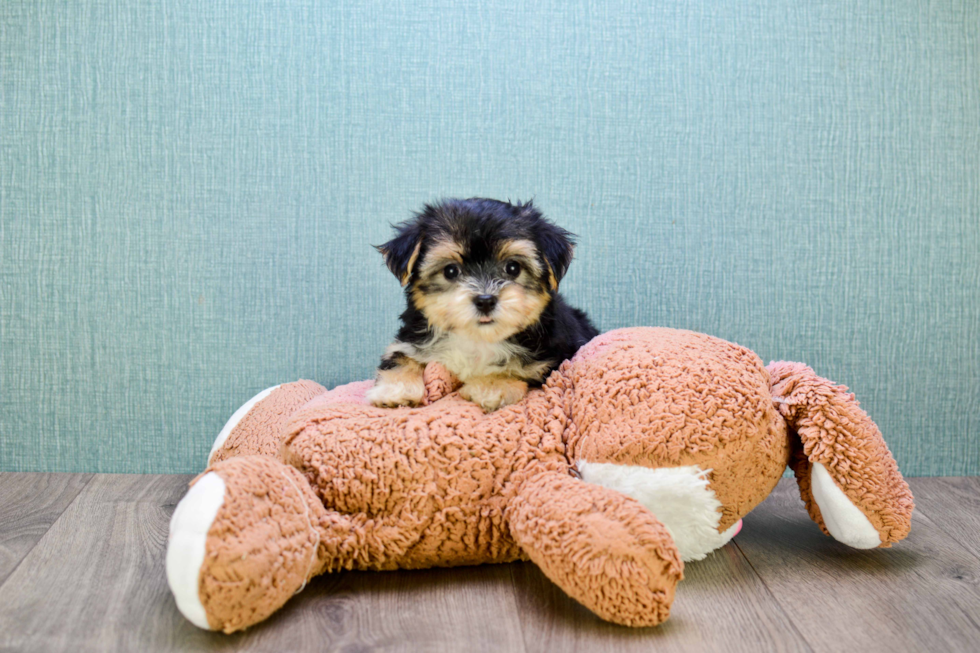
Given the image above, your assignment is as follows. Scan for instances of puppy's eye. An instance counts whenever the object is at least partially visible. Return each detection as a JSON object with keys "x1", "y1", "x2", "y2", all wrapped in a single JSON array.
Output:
[
  {"x1": 443, "y1": 264, "x2": 460, "y2": 280},
  {"x1": 504, "y1": 260, "x2": 521, "y2": 278}
]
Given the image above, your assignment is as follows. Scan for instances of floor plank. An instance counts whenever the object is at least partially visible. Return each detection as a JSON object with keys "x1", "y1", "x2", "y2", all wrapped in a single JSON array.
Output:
[
  {"x1": 0, "y1": 472, "x2": 92, "y2": 585},
  {"x1": 908, "y1": 477, "x2": 980, "y2": 559},
  {"x1": 202, "y1": 564, "x2": 528, "y2": 653},
  {"x1": 735, "y1": 479, "x2": 980, "y2": 653},
  {"x1": 0, "y1": 473, "x2": 527, "y2": 653},
  {"x1": 277, "y1": 565, "x2": 527, "y2": 653},
  {"x1": 512, "y1": 543, "x2": 812, "y2": 653},
  {"x1": 0, "y1": 474, "x2": 196, "y2": 652},
  {"x1": 1, "y1": 473, "x2": 977, "y2": 652}
]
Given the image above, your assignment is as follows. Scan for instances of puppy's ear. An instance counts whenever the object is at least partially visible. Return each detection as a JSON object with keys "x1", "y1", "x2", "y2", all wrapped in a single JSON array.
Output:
[
  {"x1": 376, "y1": 219, "x2": 423, "y2": 286},
  {"x1": 536, "y1": 221, "x2": 576, "y2": 291}
]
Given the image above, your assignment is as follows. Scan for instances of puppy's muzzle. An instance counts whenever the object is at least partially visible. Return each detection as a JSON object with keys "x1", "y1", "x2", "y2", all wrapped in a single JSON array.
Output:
[{"x1": 473, "y1": 294, "x2": 498, "y2": 315}]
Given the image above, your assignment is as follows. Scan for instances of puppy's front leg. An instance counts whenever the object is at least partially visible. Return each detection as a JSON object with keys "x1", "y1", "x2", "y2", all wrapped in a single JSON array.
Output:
[
  {"x1": 366, "y1": 348, "x2": 425, "y2": 408},
  {"x1": 459, "y1": 374, "x2": 528, "y2": 412}
]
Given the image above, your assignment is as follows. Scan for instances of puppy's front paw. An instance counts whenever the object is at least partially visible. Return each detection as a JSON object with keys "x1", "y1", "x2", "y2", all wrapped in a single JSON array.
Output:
[
  {"x1": 366, "y1": 364, "x2": 426, "y2": 408},
  {"x1": 366, "y1": 379, "x2": 424, "y2": 407},
  {"x1": 459, "y1": 376, "x2": 528, "y2": 412}
]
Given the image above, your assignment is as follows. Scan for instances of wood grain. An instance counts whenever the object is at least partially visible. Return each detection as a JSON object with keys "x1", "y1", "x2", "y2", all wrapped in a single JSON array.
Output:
[
  {"x1": 1, "y1": 473, "x2": 978, "y2": 652},
  {"x1": 0, "y1": 474, "x2": 194, "y2": 652},
  {"x1": 0, "y1": 472, "x2": 92, "y2": 584},
  {"x1": 0, "y1": 473, "x2": 527, "y2": 653},
  {"x1": 511, "y1": 544, "x2": 812, "y2": 653},
  {"x1": 734, "y1": 479, "x2": 980, "y2": 653},
  {"x1": 201, "y1": 564, "x2": 528, "y2": 653},
  {"x1": 908, "y1": 477, "x2": 980, "y2": 559}
]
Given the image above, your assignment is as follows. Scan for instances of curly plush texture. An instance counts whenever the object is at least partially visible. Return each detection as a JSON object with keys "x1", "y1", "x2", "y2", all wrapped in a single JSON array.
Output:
[
  {"x1": 209, "y1": 380, "x2": 325, "y2": 464},
  {"x1": 169, "y1": 327, "x2": 914, "y2": 633},
  {"x1": 197, "y1": 456, "x2": 324, "y2": 633},
  {"x1": 508, "y1": 471, "x2": 684, "y2": 626},
  {"x1": 566, "y1": 328, "x2": 790, "y2": 531},
  {"x1": 768, "y1": 361, "x2": 914, "y2": 545},
  {"x1": 279, "y1": 376, "x2": 569, "y2": 570}
]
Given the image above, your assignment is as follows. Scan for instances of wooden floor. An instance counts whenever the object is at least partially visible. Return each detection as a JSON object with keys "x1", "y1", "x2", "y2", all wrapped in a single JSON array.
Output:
[{"x1": 0, "y1": 475, "x2": 977, "y2": 652}]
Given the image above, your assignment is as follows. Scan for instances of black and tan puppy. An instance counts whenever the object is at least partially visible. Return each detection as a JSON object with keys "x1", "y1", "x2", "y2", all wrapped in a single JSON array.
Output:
[{"x1": 366, "y1": 198, "x2": 598, "y2": 412}]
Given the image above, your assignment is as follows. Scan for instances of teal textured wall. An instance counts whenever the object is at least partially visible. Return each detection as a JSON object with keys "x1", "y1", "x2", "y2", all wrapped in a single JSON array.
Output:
[{"x1": 1, "y1": 1, "x2": 977, "y2": 475}]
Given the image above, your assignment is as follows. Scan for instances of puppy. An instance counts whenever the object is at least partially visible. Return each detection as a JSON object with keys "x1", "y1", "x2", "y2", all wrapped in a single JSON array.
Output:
[{"x1": 366, "y1": 198, "x2": 598, "y2": 412}]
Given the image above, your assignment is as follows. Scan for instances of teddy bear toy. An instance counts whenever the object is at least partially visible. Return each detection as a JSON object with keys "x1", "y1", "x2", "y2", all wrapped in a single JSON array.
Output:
[{"x1": 166, "y1": 327, "x2": 913, "y2": 633}]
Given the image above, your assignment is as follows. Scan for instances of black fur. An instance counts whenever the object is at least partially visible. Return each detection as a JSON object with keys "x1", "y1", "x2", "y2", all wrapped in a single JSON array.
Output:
[
  {"x1": 506, "y1": 294, "x2": 598, "y2": 387},
  {"x1": 376, "y1": 217, "x2": 423, "y2": 282},
  {"x1": 377, "y1": 198, "x2": 598, "y2": 385}
]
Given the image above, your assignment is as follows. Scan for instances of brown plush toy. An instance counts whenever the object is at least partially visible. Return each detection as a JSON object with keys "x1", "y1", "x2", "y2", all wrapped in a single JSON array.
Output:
[{"x1": 166, "y1": 327, "x2": 914, "y2": 633}]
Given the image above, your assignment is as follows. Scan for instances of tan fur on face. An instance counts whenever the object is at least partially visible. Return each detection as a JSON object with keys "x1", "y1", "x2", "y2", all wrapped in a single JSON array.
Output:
[
  {"x1": 366, "y1": 358, "x2": 425, "y2": 407},
  {"x1": 544, "y1": 262, "x2": 558, "y2": 291},
  {"x1": 415, "y1": 239, "x2": 464, "y2": 280},
  {"x1": 458, "y1": 375, "x2": 529, "y2": 411},
  {"x1": 403, "y1": 235, "x2": 555, "y2": 396},
  {"x1": 496, "y1": 239, "x2": 543, "y2": 277},
  {"x1": 544, "y1": 243, "x2": 576, "y2": 291},
  {"x1": 412, "y1": 281, "x2": 550, "y2": 343},
  {"x1": 399, "y1": 240, "x2": 423, "y2": 286}
]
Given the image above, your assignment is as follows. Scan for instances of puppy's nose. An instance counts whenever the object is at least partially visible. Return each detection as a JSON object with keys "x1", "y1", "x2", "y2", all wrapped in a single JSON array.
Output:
[{"x1": 473, "y1": 294, "x2": 498, "y2": 315}]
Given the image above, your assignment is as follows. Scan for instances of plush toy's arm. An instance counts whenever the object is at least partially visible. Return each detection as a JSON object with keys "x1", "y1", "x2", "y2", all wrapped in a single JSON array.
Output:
[
  {"x1": 507, "y1": 470, "x2": 683, "y2": 627},
  {"x1": 768, "y1": 362, "x2": 914, "y2": 548}
]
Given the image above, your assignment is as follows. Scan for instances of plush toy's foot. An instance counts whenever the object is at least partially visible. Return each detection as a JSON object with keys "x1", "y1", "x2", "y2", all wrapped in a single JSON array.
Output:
[
  {"x1": 768, "y1": 362, "x2": 914, "y2": 548},
  {"x1": 167, "y1": 456, "x2": 327, "y2": 633},
  {"x1": 807, "y1": 461, "x2": 882, "y2": 548},
  {"x1": 209, "y1": 380, "x2": 327, "y2": 465},
  {"x1": 167, "y1": 471, "x2": 227, "y2": 629},
  {"x1": 508, "y1": 471, "x2": 684, "y2": 627}
]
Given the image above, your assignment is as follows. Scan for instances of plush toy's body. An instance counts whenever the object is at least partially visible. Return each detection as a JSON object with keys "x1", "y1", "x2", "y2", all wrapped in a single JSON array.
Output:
[{"x1": 167, "y1": 328, "x2": 913, "y2": 633}]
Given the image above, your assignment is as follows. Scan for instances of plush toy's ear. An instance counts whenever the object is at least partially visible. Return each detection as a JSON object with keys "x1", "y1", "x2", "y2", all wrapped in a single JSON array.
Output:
[
  {"x1": 376, "y1": 219, "x2": 423, "y2": 286},
  {"x1": 525, "y1": 202, "x2": 575, "y2": 291}
]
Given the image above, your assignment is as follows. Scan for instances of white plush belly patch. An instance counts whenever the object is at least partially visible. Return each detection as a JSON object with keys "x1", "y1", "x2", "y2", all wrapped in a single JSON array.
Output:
[{"x1": 577, "y1": 461, "x2": 739, "y2": 561}]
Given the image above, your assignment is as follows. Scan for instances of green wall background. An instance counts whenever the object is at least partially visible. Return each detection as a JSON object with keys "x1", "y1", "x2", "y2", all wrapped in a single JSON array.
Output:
[{"x1": 1, "y1": 1, "x2": 978, "y2": 474}]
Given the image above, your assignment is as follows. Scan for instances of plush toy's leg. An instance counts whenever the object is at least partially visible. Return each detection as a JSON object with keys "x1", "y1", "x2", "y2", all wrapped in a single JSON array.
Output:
[
  {"x1": 768, "y1": 362, "x2": 914, "y2": 548},
  {"x1": 167, "y1": 455, "x2": 383, "y2": 633},
  {"x1": 209, "y1": 380, "x2": 327, "y2": 465},
  {"x1": 507, "y1": 471, "x2": 684, "y2": 627}
]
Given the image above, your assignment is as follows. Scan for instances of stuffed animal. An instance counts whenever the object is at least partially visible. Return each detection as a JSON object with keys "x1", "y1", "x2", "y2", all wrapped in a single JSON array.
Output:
[{"x1": 166, "y1": 327, "x2": 913, "y2": 633}]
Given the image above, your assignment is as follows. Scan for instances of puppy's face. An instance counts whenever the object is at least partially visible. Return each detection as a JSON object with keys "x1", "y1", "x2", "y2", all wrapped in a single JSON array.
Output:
[
  {"x1": 377, "y1": 199, "x2": 575, "y2": 342},
  {"x1": 411, "y1": 232, "x2": 549, "y2": 343}
]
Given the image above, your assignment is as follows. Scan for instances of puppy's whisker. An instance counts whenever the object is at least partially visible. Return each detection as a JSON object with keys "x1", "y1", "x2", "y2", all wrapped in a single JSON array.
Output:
[{"x1": 484, "y1": 279, "x2": 507, "y2": 294}]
